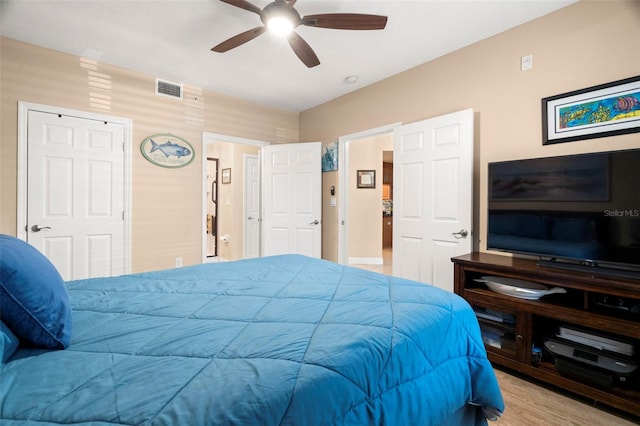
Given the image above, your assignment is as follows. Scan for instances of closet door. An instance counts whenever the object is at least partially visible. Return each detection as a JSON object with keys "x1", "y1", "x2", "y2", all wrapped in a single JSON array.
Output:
[{"x1": 27, "y1": 110, "x2": 126, "y2": 281}]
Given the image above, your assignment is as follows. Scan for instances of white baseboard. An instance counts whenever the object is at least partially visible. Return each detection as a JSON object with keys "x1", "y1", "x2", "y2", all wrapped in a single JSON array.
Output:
[
  {"x1": 348, "y1": 257, "x2": 383, "y2": 265},
  {"x1": 204, "y1": 256, "x2": 232, "y2": 263}
]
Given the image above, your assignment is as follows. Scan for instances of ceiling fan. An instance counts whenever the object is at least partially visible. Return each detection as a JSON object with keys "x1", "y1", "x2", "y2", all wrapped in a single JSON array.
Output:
[{"x1": 212, "y1": 0, "x2": 388, "y2": 68}]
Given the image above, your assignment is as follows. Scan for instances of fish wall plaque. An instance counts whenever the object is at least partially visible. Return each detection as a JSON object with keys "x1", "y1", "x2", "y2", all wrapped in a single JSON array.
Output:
[{"x1": 140, "y1": 134, "x2": 195, "y2": 168}]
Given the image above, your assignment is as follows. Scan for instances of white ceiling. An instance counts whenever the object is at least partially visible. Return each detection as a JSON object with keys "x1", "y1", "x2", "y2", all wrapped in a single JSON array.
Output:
[{"x1": 0, "y1": 0, "x2": 577, "y2": 112}]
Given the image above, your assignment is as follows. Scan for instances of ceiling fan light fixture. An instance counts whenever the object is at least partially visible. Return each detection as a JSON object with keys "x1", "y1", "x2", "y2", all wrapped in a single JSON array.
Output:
[
  {"x1": 261, "y1": 2, "x2": 300, "y2": 37},
  {"x1": 214, "y1": 0, "x2": 388, "y2": 68},
  {"x1": 267, "y1": 16, "x2": 294, "y2": 36}
]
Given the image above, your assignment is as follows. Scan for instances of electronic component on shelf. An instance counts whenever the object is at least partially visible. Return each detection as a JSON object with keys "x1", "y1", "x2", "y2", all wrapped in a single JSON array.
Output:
[
  {"x1": 554, "y1": 357, "x2": 616, "y2": 389},
  {"x1": 544, "y1": 338, "x2": 637, "y2": 375},
  {"x1": 557, "y1": 325, "x2": 635, "y2": 357},
  {"x1": 592, "y1": 294, "x2": 640, "y2": 317}
]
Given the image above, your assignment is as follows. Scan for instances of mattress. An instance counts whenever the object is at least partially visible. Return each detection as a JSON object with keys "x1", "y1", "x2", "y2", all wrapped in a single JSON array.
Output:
[{"x1": 0, "y1": 254, "x2": 504, "y2": 425}]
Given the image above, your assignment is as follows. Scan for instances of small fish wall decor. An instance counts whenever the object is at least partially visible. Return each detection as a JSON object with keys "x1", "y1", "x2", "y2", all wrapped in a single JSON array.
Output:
[{"x1": 140, "y1": 134, "x2": 195, "y2": 168}]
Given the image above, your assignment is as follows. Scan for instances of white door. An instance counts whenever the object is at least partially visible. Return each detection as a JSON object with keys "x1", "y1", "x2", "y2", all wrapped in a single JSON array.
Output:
[
  {"x1": 393, "y1": 109, "x2": 473, "y2": 292},
  {"x1": 244, "y1": 154, "x2": 260, "y2": 258},
  {"x1": 262, "y1": 142, "x2": 322, "y2": 258},
  {"x1": 26, "y1": 110, "x2": 126, "y2": 281}
]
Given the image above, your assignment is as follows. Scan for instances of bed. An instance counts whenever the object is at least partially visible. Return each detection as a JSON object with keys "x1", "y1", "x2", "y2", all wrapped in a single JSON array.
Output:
[{"x1": 0, "y1": 235, "x2": 504, "y2": 425}]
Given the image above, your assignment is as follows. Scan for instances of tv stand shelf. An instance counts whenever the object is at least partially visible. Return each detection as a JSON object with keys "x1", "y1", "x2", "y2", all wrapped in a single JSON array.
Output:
[{"x1": 452, "y1": 252, "x2": 640, "y2": 418}]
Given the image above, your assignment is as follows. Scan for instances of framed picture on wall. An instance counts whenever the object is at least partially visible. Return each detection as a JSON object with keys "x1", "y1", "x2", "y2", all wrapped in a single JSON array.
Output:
[
  {"x1": 357, "y1": 170, "x2": 375, "y2": 188},
  {"x1": 322, "y1": 142, "x2": 338, "y2": 172},
  {"x1": 221, "y1": 168, "x2": 231, "y2": 184},
  {"x1": 140, "y1": 134, "x2": 195, "y2": 168},
  {"x1": 542, "y1": 75, "x2": 640, "y2": 145}
]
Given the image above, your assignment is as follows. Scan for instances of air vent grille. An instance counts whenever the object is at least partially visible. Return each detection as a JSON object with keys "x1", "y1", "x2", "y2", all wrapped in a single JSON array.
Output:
[{"x1": 156, "y1": 78, "x2": 183, "y2": 100}]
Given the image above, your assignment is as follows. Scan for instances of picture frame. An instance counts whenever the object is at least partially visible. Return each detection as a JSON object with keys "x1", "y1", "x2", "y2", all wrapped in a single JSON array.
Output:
[
  {"x1": 357, "y1": 170, "x2": 376, "y2": 188},
  {"x1": 321, "y1": 142, "x2": 338, "y2": 172},
  {"x1": 140, "y1": 133, "x2": 195, "y2": 168},
  {"x1": 542, "y1": 75, "x2": 640, "y2": 145},
  {"x1": 221, "y1": 168, "x2": 231, "y2": 184}
]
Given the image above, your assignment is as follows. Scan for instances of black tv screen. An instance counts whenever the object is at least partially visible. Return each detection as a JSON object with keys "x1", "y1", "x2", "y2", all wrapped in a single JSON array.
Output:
[{"x1": 487, "y1": 148, "x2": 640, "y2": 276}]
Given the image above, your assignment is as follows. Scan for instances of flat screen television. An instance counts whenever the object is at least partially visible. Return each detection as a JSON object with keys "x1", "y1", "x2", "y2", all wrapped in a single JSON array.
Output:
[{"x1": 487, "y1": 148, "x2": 640, "y2": 279}]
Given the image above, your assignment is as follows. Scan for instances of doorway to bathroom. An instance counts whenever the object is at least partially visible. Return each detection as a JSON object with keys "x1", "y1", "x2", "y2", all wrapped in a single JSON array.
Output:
[{"x1": 205, "y1": 157, "x2": 219, "y2": 258}]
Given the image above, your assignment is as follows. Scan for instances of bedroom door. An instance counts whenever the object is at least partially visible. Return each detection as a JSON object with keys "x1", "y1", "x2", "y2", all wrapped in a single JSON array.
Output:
[
  {"x1": 392, "y1": 109, "x2": 473, "y2": 292},
  {"x1": 24, "y1": 108, "x2": 128, "y2": 281},
  {"x1": 261, "y1": 142, "x2": 322, "y2": 258}
]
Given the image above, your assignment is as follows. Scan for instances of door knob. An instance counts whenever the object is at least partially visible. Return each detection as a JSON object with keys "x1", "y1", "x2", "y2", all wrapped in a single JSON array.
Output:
[
  {"x1": 31, "y1": 224, "x2": 52, "y2": 232},
  {"x1": 452, "y1": 229, "x2": 468, "y2": 239},
  {"x1": 309, "y1": 220, "x2": 320, "y2": 226}
]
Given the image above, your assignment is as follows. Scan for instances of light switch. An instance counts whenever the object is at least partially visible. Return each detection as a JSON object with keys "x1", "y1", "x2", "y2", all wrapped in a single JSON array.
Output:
[
  {"x1": 330, "y1": 197, "x2": 337, "y2": 207},
  {"x1": 521, "y1": 54, "x2": 533, "y2": 71}
]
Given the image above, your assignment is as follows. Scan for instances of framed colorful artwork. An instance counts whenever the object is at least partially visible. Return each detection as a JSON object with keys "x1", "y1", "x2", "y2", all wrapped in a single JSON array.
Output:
[
  {"x1": 322, "y1": 142, "x2": 338, "y2": 172},
  {"x1": 542, "y1": 75, "x2": 640, "y2": 145}
]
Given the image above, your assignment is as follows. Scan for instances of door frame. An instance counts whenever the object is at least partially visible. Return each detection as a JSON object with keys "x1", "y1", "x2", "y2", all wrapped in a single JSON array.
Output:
[
  {"x1": 201, "y1": 132, "x2": 268, "y2": 263},
  {"x1": 17, "y1": 101, "x2": 133, "y2": 274},
  {"x1": 337, "y1": 122, "x2": 400, "y2": 265}
]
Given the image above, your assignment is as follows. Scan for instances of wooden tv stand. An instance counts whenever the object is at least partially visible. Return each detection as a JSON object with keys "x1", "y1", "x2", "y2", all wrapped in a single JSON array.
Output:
[{"x1": 452, "y1": 252, "x2": 640, "y2": 418}]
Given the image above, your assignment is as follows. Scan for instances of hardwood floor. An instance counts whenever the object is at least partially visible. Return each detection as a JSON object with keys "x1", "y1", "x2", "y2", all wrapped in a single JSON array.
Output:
[
  {"x1": 352, "y1": 250, "x2": 638, "y2": 425},
  {"x1": 493, "y1": 368, "x2": 637, "y2": 425}
]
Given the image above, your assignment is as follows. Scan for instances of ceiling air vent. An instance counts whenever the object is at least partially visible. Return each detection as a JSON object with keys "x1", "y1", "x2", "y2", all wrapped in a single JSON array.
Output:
[{"x1": 156, "y1": 78, "x2": 183, "y2": 100}]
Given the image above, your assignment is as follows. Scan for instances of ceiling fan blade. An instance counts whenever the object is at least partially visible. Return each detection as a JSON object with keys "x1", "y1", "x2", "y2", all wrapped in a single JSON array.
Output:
[
  {"x1": 287, "y1": 32, "x2": 320, "y2": 68},
  {"x1": 211, "y1": 26, "x2": 266, "y2": 52},
  {"x1": 219, "y1": 0, "x2": 262, "y2": 15},
  {"x1": 302, "y1": 13, "x2": 388, "y2": 30}
]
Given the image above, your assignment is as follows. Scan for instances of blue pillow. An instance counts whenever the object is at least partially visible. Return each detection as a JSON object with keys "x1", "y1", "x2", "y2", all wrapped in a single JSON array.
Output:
[
  {"x1": 1, "y1": 320, "x2": 20, "y2": 363},
  {"x1": 0, "y1": 235, "x2": 72, "y2": 349}
]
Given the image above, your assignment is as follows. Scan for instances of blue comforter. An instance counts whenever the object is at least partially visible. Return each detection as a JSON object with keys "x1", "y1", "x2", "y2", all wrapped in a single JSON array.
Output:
[{"x1": 0, "y1": 255, "x2": 503, "y2": 425}]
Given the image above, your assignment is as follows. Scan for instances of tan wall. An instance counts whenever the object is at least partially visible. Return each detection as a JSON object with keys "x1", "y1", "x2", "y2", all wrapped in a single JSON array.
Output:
[
  {"x1": 0, "y1": 37, "x2": 298, "y2": 272},
  {"x1": 348, "y1": 133, "x2": 393, "y2": 261},
  {"x1": 321, "y1": 171, "x2": 338, "y2": 260},
  {"x1": 301, "y1": 0, "x2": 640, "y2": 262}
]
